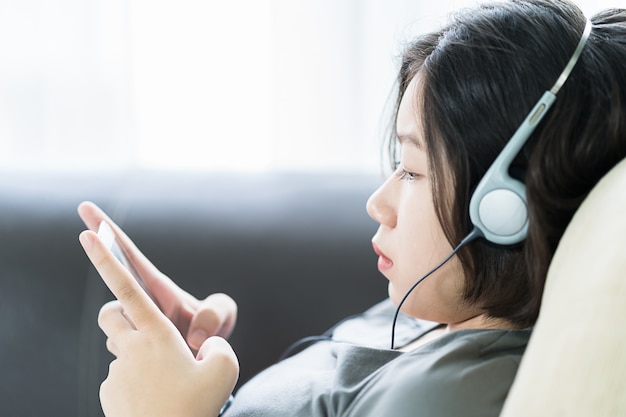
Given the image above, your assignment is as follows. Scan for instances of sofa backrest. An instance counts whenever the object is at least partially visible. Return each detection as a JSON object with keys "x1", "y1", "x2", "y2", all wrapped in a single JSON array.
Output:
[
  {"x1": 0, "y1": 169, "x2": 386, "y2": 417},
  {"x1": 500, "y1": 158, "x2": 626, "y2": 417}
]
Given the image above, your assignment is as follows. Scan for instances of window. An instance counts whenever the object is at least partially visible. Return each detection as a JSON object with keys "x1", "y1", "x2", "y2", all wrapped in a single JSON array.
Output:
[{"x1": 0, "y1": 0, "x2": 614, "y2": 173}]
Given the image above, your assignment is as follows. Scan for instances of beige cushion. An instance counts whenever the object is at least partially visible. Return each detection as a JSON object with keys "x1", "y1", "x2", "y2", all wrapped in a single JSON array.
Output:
[{"x1": 500, "y1": 157, "x2": 626, "y2": 417}]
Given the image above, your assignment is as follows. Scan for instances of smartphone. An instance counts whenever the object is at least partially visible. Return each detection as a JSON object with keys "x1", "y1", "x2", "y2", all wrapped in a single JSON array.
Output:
[{"x1": 97, "y1": 220, "x2": 154, "y2": 301}]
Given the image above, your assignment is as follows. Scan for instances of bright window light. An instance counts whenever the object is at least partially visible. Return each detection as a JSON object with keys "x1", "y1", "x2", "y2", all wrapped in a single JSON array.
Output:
[{"x1": 0, "y1": 0, "x2": 617, "y2": 172}]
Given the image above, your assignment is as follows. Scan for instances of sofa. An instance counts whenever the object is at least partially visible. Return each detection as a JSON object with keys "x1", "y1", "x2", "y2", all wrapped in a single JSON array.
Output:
[
  {"x1": 3, "y1": 158, "x2": 625, "y2": 417},
  {"x1": 499, "y1": 157, "x2": 626, "y2": 417},
  {"x1": 0, "y1": 169, "x2": 387, "y2": 417}
]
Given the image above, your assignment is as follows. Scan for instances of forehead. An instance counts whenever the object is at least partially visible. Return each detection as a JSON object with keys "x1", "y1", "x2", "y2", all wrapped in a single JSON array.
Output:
[{"x1": 396, "y1": 74, "x2": 424, "y2": 148}]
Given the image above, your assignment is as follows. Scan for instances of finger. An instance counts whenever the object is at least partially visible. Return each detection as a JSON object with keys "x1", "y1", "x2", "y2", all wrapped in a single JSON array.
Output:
[
  {"x1": 81, "y1": 230, "x2": 161, "y2": 330},
  {"x1": 77, "y1": 201, "x2": 111, "y2": 232},
  {"x1": 78, "y1": 201, "x2": 178, "y2": 297},
  {"x1": 98, "y1": 301, "x2": 132, "y2": 357},
  {"x1": 98, "y1": 300, "x2": 136, "y2": 336},
  {"x1": 195, "y1": 337, "x2": 239, "y2": 416},
  {"x1": 187, "y1": 293, "x2": 237, "y2": 350},
  {"x1": 196, "y1": 336, "x2": 239, "y2": 376},
  {"x1": 78, "y1": 202, "x2": 148, "y2": 272},
  {"x1": 196, "y1": 337, "x2": 239, "y2": 405},
  {"x1": 105, "y1": 338, "x2": 120, "y2": 357}
]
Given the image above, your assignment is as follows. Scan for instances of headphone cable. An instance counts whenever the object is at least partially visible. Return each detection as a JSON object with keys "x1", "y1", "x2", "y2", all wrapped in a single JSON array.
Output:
[{"x1": 390, "y1": 228, "x2": 482, "y2": 349}]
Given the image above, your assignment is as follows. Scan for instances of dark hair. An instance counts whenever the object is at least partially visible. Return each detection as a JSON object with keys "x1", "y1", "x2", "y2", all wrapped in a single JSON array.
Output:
[{"x1": 389, "y1": 0, "x2": 626, "y2": 327}]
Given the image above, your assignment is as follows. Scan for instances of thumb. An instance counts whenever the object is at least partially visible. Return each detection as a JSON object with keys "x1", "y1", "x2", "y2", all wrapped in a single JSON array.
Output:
[
  {"x1": 195, "y1": 337, "x2": 239, "y2": 416},
  {"x1": 196, "y1": 336, "x2": 239, "y2": 385},
  {"x1": 196, "y1": 336, "x2": 238, "y2": 364}
]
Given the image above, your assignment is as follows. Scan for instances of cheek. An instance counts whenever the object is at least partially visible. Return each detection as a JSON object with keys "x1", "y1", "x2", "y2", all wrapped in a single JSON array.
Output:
[
  {"x1": 394, "y1": 199, "x2": 451, "y2": 279},
  {"x1": 390, "y1": 257, "x2": 467, "y2": 323},
  {"x1": 388, "y1": 205, "x2": 466, "y2": 321},
  {"x1": 386, "y1": 229, "x2": 443, "y2": 305}
]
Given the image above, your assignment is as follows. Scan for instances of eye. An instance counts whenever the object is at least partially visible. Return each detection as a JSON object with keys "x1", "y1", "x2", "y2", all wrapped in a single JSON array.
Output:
[{"x1": 395, "y1": 167, "x2": 419, "y2": 182}]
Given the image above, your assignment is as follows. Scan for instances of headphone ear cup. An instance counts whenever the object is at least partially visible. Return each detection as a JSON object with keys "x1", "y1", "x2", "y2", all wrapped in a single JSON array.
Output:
[
  {"x1": 468, "y1": 91, "x2": 556, "y2": 247},
  {"x1": 478, "y1": 189, "x2": 528, "y2": 239},
  {"x1": 470, "y1": 174, "x2": 529, "y2": 246}
]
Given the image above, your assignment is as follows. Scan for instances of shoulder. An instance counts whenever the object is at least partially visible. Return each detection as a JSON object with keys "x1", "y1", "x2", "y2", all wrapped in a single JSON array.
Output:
[
  {"x1": 332, "y1": 299, "x2": 439, "y2": 348},
  {"x1": 349, "y1": 328, "x2": 531, "y2": 417}
]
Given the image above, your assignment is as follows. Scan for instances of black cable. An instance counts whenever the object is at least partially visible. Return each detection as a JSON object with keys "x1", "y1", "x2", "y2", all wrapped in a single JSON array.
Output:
[
  {"x1": 278, "y1": 313, "x2": 364, "y2": 361},
  {"x1": 390, "y1": 228, "x2": 482, "y2": 349},
  {"x1": 277, "y1": 229, "x2": 483, "y2": 358}
]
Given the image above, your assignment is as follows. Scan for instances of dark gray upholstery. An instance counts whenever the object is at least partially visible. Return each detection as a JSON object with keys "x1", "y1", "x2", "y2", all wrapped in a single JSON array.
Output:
[{"x1": 0, "y1": 169, "x2": 386, "y2": 417}]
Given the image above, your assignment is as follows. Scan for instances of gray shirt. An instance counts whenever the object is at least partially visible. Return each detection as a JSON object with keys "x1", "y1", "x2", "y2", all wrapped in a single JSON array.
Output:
[{"x1": 224, "y1": 300, "x2": 531, "y2": 417}]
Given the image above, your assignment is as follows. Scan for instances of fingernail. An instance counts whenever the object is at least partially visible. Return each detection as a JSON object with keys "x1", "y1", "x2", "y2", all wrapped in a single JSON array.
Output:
[{"x1": 189, "y1": 330, "x2": 209, "y2": 349}]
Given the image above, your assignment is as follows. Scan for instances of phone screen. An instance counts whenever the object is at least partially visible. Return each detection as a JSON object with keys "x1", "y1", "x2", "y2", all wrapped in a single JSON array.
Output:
[{"x1": 97, "y1": 221, "x2": 154, "y2": 300}]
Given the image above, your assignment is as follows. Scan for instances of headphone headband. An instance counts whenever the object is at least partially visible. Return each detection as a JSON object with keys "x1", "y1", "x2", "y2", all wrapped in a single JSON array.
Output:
[{"x1": 552, "y1": 19, "x2": 592, "y2": 94}]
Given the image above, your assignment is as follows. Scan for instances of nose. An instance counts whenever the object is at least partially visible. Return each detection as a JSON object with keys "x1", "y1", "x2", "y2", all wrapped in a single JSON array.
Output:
[{"x1": 366, "y1": 178, "x2": 397, "y2": 228}]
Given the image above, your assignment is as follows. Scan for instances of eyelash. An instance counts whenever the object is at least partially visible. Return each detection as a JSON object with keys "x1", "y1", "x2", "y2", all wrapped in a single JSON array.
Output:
[{"x1": 395, "y1": 167, "x2": 419, "y2": 182}]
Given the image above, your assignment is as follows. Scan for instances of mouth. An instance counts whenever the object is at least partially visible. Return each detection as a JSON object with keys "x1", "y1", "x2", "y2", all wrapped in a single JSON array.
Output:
[{"x1": 372, "y1": 242, "x2": 393, "y2": 271}]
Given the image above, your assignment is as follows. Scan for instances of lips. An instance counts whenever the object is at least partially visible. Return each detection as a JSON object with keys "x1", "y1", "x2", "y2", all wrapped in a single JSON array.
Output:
[{"x1": 372, "y1": 242, "x2": 393, "y2": 271}]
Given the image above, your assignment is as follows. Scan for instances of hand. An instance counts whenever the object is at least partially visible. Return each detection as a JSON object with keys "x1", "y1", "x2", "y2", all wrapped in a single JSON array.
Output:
[
  {"x1": 78, "y1": 201, "x2": 237, "y2": 351},
  {"x1": 80, "y1": 229, "x2": 239, "y2": 417}
]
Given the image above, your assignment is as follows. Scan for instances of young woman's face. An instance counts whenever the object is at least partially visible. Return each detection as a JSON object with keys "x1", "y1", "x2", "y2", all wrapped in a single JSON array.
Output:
[{"x1": 366, "y1": 75, "x2": 481, "y2": 324}]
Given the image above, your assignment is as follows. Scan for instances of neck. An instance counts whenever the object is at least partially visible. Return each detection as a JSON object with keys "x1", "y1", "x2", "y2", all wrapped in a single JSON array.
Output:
[{"x1": 446, "y1": 313, "x2": 519, "y2": 333}]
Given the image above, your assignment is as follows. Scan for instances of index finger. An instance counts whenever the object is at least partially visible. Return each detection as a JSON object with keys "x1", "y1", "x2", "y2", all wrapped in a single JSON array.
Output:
[
  {"x1": 77, "y1": 201, "x2": 146, "y2": 266},
  {"x1": 77, "y1": 201, "x2": 166, "y2": 288},
  {"x1": 80, "y1": 229, "x2": 162, "y2": 329}
]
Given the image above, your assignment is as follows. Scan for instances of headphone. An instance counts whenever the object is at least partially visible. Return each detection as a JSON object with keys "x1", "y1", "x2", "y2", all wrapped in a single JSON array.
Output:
[
  {"x1": 390, "y1": 18, "x2": 593, "y2": 349},
  {"x1": 469, "y1": 18, "x2": 592, "y2": 246}
]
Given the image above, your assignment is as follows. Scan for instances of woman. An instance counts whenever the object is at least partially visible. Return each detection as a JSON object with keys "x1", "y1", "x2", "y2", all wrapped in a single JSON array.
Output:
[{"x1": 79, "y1": 0, "x2": 626, "y2": 416}]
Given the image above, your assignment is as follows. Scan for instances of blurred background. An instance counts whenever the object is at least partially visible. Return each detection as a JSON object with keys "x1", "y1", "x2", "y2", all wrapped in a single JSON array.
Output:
[{"x1": 0, "y1": 0, "x2": 615, "y2": 175}]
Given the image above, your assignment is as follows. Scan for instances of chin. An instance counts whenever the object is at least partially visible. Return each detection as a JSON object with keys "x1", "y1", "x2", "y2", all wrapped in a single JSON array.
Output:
[
  {"x1": 387, "y1": 284, "x2": 419, "y2": 316},
  {"x1": 386, "y1": 285, "x2": 451, "y2": 323}
]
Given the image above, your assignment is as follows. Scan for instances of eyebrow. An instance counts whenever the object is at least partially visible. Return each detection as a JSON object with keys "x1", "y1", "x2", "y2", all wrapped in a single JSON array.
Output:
[{"x1": 397, "y1": 133, "x2": 423, "y2": 149}]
